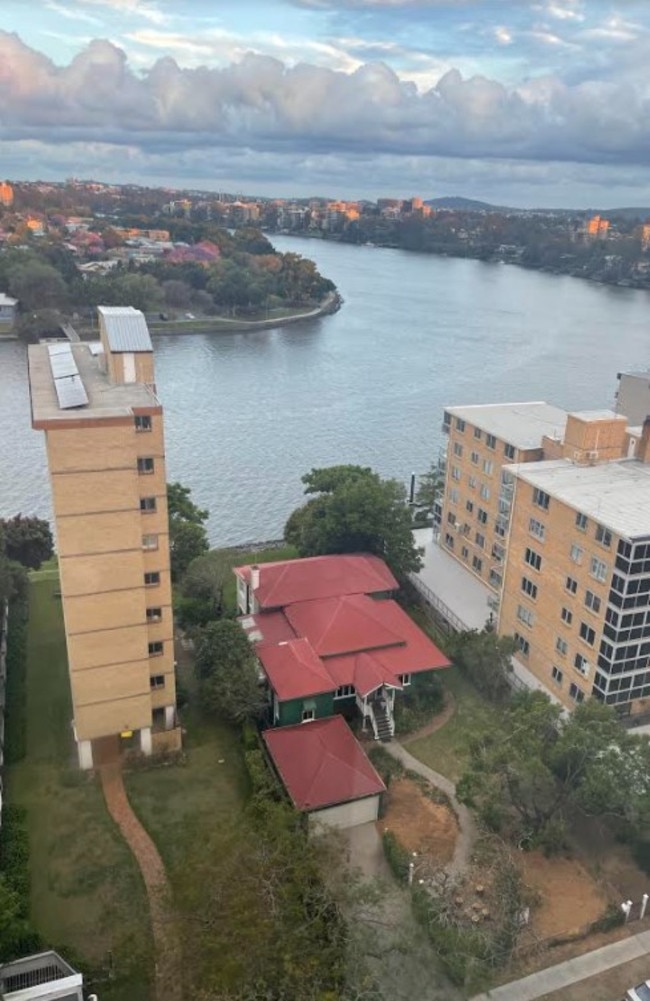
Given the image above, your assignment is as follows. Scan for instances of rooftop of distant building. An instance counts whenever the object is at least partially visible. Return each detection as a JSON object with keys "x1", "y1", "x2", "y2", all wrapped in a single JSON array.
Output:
[
  {"x1": 445, "y1": 401, "x2": 569, "y2": 450},
  {"x1": 509, "y1": 457, "x2": 650, "y2": 539}
]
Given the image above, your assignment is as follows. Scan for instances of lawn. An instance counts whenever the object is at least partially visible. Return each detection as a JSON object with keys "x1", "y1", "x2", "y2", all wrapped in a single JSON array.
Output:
[
  {"x1": 407, "y1": 665, "x2": 503, "y2": 783},
  {"x1": 5, "y1": 578, "x2": 154, "y2": 1001}
]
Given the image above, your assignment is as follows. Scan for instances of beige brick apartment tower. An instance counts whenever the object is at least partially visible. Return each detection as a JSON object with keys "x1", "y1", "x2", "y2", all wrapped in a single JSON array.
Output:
[{"x1": 28, "y1": 307, "x2": 180, "y2": 768}]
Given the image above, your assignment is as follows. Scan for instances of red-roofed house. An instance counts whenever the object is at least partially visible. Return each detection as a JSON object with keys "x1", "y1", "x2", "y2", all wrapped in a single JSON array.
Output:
[
  {"x1": 236, "y1": 554, "x2": 450, "y2": 740},
  {"x1": 263, "y1": 715, "x2": 386, "y2": 829}
]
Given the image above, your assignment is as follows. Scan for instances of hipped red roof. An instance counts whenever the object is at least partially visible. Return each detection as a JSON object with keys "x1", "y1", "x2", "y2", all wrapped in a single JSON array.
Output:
[
  {"x1": 235, "y1": 553, "x2": 397, "y2": 609},
  {"x1": 256, "y1": 639, "x2": 334, "y2": 701},
  {"x1": 263, "y1": 715, "x2": 386, "y2": 811},
  {"x1": 284, "y1": 594, "x2": 403, "y2": 658}
]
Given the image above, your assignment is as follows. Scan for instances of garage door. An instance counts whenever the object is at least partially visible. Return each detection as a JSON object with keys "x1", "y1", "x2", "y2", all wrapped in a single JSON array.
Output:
[{"x1": 309, "y1": 795, "x2": 380, "y2": 831}]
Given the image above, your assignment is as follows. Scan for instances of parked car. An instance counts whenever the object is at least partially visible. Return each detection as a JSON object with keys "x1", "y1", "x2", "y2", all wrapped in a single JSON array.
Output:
[
  {"x1": 184, "y1": 312, "x2": 195, "y2": 319},
  {"x1": 626, "y1": 981, "x2": 650, "y2": 1000}
]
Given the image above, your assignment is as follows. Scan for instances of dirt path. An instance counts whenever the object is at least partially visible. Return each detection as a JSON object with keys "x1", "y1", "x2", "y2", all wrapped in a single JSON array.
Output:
[
  {"x1": 383, "y1": 742, "x2": 478, "y2": 874},
  {"x1": 100, "y1": 763, "x2": 183, "y2": 1001}
]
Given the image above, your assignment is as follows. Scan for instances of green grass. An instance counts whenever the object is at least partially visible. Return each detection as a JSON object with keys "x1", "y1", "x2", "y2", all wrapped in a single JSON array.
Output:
[
  {"x1": 6, "y1": 578, "x2": 154, "y2": 1000},
  {"x1": 407, "y1": 666, "x2": 503, "y2": 783}
]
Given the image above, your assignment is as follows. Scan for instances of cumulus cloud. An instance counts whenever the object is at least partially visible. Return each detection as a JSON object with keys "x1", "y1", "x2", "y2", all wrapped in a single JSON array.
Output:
[{"x1": 2, "y1": 28, "x2": 650, "y2": 172}]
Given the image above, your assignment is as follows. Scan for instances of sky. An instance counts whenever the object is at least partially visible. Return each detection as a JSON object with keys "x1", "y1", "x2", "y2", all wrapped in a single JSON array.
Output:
[{"x1": 1, "y1": 0, "x2": 650, "y2": 208}]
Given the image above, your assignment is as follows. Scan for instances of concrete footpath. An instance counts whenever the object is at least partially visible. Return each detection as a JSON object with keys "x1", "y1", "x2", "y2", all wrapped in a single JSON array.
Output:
[{"x1": 471, "y1": 928, "x2": 650, "y2": 1001}]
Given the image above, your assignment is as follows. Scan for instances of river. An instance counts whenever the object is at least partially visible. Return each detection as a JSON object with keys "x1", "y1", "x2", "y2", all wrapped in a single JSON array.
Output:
[{"x1": 1, "y1": 237, "x2": 649, "y2": 546}]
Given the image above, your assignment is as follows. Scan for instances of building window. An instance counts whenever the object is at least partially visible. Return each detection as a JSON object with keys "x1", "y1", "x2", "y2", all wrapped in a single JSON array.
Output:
[
  {"x1": 556, "y1": 637, "x2": 568, "y2": 656},
  {"x1": 575, "y1": 512, "x2": 588, "y2": 531},
  {"x1": 150, "y1": 675, "x2": 165, "y2": 690},
  {"x1": 466, "y1": 500, "x2": 474, "y2": 513},
  {"x1": 468, "y1": 475, "x2": 477, "y2": 489},
  {"x1": 569, "y1": 682, "x2": 585, "y2": 703},
  {"x1": 585, "y1": 590, "x2": 601, "y2": 614},
  {"x1": 566, "y1": 576, "x2": 578, "y2": 594},
  {"x1": 475, "y1": 532, "x2": 485, "y2": 549},
  {"x1": 529, "y1": 518, "x2": 545, "y2": 541},
  {"x1": 570, "y1": 544, "x2": 583, "y2": 564},
  {"x1": 532, "y1": 488, "x2": 550, "y2": 511},
  {"x1": 453, "y1": 442, "x2": 463, "y2": 457},
  {"x1": 590, "y1": 557, "x2": 608, "y2": 583},
  {"x1": 302, "y1": 708, "x2": 315, "y2": 722},
  {"x1": 443, "y1": 411, "x2": 452, "y2": 432},
  {"x1": 334, "y1": 684, "x2": 355, "y2": 698},
  {"x1": 504, "y1": 443, "x2": 516, "y2": 460},
  {"x1": 461, "y1": 545, "x2": 469, "y2": 558},
  {"x1": 579, "y1": 622, "x2": 596, "y2": 646},
  {"x1": 456, "y1": 417, "x2": 466, "y2": 432},
  {"x1": 521, "y1": 576, "x2": 538, "y2": 599},
  {"x1": 137, "y1": 457, "x2": 155, "y2": 474},
  {"x1": 144, "y1": 572, "x2": 160, "y2": 587},
  {"x1": 492, "y1": 542, "x2": 505, "y2": 562},
  {"x1": 135, "y1": 414, "x2": 152, "y2": 432},
  {"x1": 146, "y1": 607, "x2": 162, "y2": 622},
  {"x1": 514, "y1": 632, "x2": 530, "y2": 656},
  {"x1": 551, "y1": 666, "x2": 563, "y2": 685},
  {"x1": 517, "y1": 604, "x2": 534, "y2": 627},
  {"x1": 524, "y1": 547, "x2": 542, "y2": 571},
  {"x1": 480, "y1": 484, "x2": 490, "y2": 500},
  {"x1": 561, "y1": 606, "x2": 573, "y2": 625},
  {"x1": 148, "y1": 641, "x2": 164, "y2": 656},
  {"x1": 477, "y1": 508, "x2": 488, "y2": 525},
  {"x1": 482, "y1": 459, "x2": 493, "y2": 475},
  {"x1": 444, "y1": 533, "x2": 454, "y2": 549},
  {"x1": 447, "y1": 511, "x2": 457, "y2": 525},
  {"x1": 398, "y1": 673, "x2": 412, "y2": 686},
  {"x1": 489, "y1": 569, "x2": 503, "y2": 588},
  {"x1": 472, "y1": 555, "x2": 483, "y2": 573},
  {"x1": 451, "y1": 465, "x2": 461, "y2": 481},
  {"x1": 574, "y1": 653, "x2": 589, "y2": 676},
  {"x1": 140, "y1": 496, "x2": 157, "y2": 513},
  {"x1": 471, "y1": 450, "x2": 480, "y2": 465},
  {"x1": 142, "y1": 533, "x2": 158, "y2": 551},
  {"x1": 486, "y1": 433, "x2": 497, "y2": 449},
  {"x1": 474, "y1": 427, "x2": 482, "y2": 440},
  {"x1": 450, "y1": 488, "x2": 459, "y2": 503},
  {"x1": 595, "y1": 524, "x2": 612, "y2": 548}
]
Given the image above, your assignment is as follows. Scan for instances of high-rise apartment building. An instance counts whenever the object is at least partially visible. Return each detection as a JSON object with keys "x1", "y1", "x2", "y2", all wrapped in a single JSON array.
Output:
[
  {"x1": 29, "y1": 306, "x2": 180, "y2": 768},
  {"x1": 440, "y1": 401, "x2": 650, "y2": 716}
]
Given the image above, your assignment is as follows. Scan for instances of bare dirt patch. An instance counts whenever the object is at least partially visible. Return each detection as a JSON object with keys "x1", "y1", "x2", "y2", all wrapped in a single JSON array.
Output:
[
  {"x1": 378, "y1": 778, "x2": 458, "y2": 864},
  {"x1": 518, "y1": 850, "x2": 609, "y2": 940}
]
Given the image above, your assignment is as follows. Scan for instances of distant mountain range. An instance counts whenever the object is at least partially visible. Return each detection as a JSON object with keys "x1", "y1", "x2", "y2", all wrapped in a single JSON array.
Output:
[
  {"x1": 425, "y1": 196, "x2": 500, "y2": 211},
  {"x1": 425, "y1": 196, "x2": 650, "y2": 219}
]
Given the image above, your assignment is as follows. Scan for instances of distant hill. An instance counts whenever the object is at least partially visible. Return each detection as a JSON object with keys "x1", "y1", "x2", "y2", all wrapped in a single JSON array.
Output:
[
  {"x1": 425, "y1": 196, "x2": 499, "y2": 212},
  {"x1": 598, "y1": 207, "x2": 650, "y2": 221}
]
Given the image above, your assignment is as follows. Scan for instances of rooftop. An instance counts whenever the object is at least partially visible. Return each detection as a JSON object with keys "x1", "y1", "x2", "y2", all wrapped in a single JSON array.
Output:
[
  {"x1": 0, "y1": 950, "x2": 82, "y2": 999},
  {"x1": 445, "y1": 401, "x2": 568, "y2": 450},
  {"x1": 29, "y1": 341, "x2": 158, "y2": 425},
  {"x1": 256, "y1": 638, "x2": 334, "y2": 701},
  {"x1": 263, "y1": 715, "x2": 386, "y2": 812},
  {"x1": 235, "y1": 554, "x2": 397, "y2": 609},
  {"x1": 509, "y1": 457, "x2": 650, "y2": 540},
  {"x1": 98, "y1": 305, "x2": 153, "y2": 352},
  {"x1": 0, "y1": 292, "x2": 18, "y2": 307}
]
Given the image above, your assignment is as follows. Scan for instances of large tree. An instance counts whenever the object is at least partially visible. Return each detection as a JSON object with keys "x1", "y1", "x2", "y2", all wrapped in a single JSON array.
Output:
[
  {"x1": 448, "y1": 630, "x2": 516, "y2": 703},
  {"x1": 1, "y1": 515, "x2": 53, "y2": 570},
  {"x1": 195, "y1": 619, "x2": 265, "y2": 723},
  {"x1": 167, "y1": 482, "x2": 209, "y2": 582},
  {"x1": 284, "y1": 464, "x2": 423, "y2": 581}
]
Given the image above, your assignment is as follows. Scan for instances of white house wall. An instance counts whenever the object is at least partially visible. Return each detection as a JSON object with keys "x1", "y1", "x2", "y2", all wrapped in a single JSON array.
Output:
[{"x1": 308, "y1": 795, "x2": 380, "y2": 831}]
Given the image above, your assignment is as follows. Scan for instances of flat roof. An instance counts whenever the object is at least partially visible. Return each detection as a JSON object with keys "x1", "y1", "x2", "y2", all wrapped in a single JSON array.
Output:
[
  {"x1": 29, "y1": 341, "x2": 159, "y2": 424},
  {"x1": 97, "y1": 305, "x2": 153, "y2": 352},
  {"x1": 445, "y1": 402, "x2": 568, "y2": 450},
  {"x1": 569, "y1": 409, "x2": 625, "y2": 422},
  {"x1": 508, "y1": 457, "x2": 650, "y2": 539}
]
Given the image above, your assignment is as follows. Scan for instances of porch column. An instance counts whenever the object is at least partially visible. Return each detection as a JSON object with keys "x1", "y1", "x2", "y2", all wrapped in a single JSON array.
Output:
[
  {"x1": 164, "y1": 705, "x2": 175, "y2": 730},
  {"x1": 140, "y1": 727, "x2": 152, "y2": 756},
  {"x1": 78, "y1": 739, "x2": 93, "y2": 770}
]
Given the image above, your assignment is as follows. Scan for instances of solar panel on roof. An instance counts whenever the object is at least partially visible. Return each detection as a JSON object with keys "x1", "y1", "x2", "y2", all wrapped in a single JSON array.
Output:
[
  {"x1": 49, "y1": 352, "x2": 78, "y2": 379},
  {"x1": 54, "y1": 375, "x2": 88, "y2": 410},
  {"x1": 48, "y1": 342, "x2": 71, "y2": 356},
  {"x1": 88, "y1": 341, "x2": 104, "y2": 356}
]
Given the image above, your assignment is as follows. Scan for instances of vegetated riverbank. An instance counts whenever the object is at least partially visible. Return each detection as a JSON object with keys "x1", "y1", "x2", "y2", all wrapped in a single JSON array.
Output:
[{"x1": 148, "y1": 289, "x2": 342, "y2": 336}]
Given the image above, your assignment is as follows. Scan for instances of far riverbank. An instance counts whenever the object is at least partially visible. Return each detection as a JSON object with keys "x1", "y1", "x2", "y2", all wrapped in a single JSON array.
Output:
[{"x1": 147, "y1": 290, "x2": 342, "y2": 336}]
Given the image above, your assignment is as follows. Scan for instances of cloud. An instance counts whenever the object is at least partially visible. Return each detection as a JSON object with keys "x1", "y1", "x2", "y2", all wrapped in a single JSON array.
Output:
[{"x1": 76, "y1": 0, "x2": 168, "y2": 25}]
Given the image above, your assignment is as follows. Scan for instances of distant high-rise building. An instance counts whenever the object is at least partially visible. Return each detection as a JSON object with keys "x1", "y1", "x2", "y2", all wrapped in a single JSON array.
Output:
[
  {"x1": 0, "y1": 181, "x2": 14, "y2": 207},
  {"x1": 29, "y1": 307, "x2": 181, "y2": 768}
]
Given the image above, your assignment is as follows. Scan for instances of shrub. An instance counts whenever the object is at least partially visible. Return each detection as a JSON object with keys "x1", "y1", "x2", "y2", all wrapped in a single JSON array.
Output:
[
  {"x1": 590, "y1": 903, "x2": 626, "y2": 934},
  {"x1": 368, "y1": 745, "x2": 404, "y2": 784},
  {"x1": 393, "y1": 674, "x2": 444, "y2": 736},
  {"x1": 4, "y1": 602, "x2": 28, "y2": 765},
  {"x1": 382, "y1": 830, "x2": 411, "y2": 881}
]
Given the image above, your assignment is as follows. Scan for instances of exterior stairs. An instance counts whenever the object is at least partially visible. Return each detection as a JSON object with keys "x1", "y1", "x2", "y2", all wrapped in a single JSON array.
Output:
[{"x1": 372, "y1": 701, "x2": 394, "y2": 742}]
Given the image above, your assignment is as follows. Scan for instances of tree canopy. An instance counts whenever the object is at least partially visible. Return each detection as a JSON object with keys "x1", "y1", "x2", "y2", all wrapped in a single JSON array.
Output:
[
  {"x1": 195, "y1": 619, "x2": 265, "y2": 723},
  {"x1": 0, "y1": 515, "x2": 53, "y2": 570},
  {"x1": 167, "y1": 482, "x2": 209, "y2": 582},
  {"x1": 284, "y1": 464, "x2": 423, "y2": 581}
]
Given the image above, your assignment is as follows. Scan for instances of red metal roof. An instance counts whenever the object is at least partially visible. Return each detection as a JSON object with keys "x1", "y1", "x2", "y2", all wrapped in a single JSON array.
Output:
[
  {"x1": 263, "y1": 715, "x2": 386, "y2": 811},
  {"x1": 256, "y1": 639, "x2": 335, "y2": 701},
  {"x1": 235, "y1": 554, "x2": 397, "y2": 609},
  {"x1": 284, "y1": 593, "x2": 404, "y2": 658},
  {"x1": 239, "y1": 611, "x2": 296, "y2": 646}
]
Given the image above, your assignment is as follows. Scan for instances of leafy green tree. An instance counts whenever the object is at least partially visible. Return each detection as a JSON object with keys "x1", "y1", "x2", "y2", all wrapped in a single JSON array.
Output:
[
  {"x1": 14, "y1": 309, "x2": 65, "y2": 344},
  {"x1": 415, "y1": 461, "x2": 444, "y2": 514},
  {"x1": 167, "y1": 482, "x2": 209, "y2": 582},
  {"x1": 0, "y1": 876, "x2": 29, "y2": 961},
  {"x1": 7, "y1": 260, "x2": 69, "y2": 311},
  {"x1": 448, "y1": 630, "x2": 516, "y2": 703},
  {"x1": 1, "y1": 515, "x2": 53, "y2": 570},
  {"x1": 285, "y1": 464, "x2": 422, "y2": 581},
  {"x1": 177, "y1": 549, "x2": 232, "y2": 627},
  {"x1": 195, "y1": 620, "x2": 265, "y2": 723}
]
